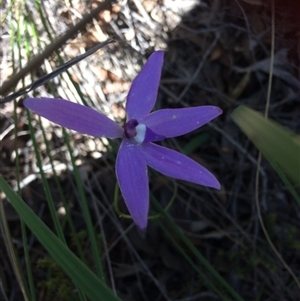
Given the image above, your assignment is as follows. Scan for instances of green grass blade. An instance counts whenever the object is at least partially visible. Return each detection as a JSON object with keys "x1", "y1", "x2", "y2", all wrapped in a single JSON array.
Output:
[
  {"x1": 0, "y1": 202, "x2": 30, "y2": 301},
  {"x1": 38, "y1": 118, "x2": 87, "y2": 261},
  {"x1": 5, "y1": 4, "x2": 33, "y2": 300},
  {"x1": 231, "y1": 105, "x2": 300, "y2": 191},
  {"x1": 0, "y1": 176, "x2": 121, "y2": 301},
  {"x1": 267, "y1": 158, "x2": 300, "y2": 205},
  {"x1": 26, "y1": 111, "x2": 66, "y2": 242},
  {"x1": 63, "y1": 129, "x2": 105, "y2": 280}
]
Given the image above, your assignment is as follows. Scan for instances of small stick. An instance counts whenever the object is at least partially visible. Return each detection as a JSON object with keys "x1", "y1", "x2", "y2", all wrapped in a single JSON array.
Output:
[{"x1": 0, "y1": 38, "x2": 114, "y2": 104}]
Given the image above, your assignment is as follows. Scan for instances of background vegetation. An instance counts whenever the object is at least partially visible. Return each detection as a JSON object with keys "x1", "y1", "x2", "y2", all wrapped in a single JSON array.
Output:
[{"x1": 1, "y1": 0, "x2": 300, "y2": 300}]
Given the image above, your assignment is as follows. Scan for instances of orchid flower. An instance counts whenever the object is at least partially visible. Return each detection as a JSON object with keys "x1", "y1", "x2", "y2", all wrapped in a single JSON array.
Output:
[{"x1": 24, "y1": 51, "x2": 222, "y2": 230}]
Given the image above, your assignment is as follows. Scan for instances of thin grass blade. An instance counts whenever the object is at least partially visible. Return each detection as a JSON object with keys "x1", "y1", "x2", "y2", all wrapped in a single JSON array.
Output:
[
  {"x1": 231, "y1": 106, "x2": 300, "y2": 189},
  {"x1": 0, "y1": 176, "x2": 121, "y2": 301}
]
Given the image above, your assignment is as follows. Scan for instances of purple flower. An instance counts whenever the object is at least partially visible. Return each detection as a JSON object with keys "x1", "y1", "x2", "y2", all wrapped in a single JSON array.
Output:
[{"x1": 24, "y1": 51, "x2": 222, "y2": 230}]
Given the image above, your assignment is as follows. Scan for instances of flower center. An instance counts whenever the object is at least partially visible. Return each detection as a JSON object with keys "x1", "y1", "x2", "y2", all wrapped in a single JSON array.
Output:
[
  {"x1": 123, "y1": 119, "x2": 146, "y2": 143},
  {"x1": 124, "y1": 119, "x2": 138, "y2": 138},
  {"x1": 123, "y1": 118, "x2": 165, "y2": 144}
]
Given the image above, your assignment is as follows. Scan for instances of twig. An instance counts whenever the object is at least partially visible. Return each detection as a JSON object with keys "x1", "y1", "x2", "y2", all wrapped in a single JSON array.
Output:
[{"x1": 0, "y1": 38, "x2": 114, "y2": 104}]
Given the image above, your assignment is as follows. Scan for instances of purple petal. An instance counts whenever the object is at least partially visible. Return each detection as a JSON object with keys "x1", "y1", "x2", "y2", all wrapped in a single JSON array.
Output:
[
  {"x1": 143, "y1": 126, "x2": 165, "y2": 143},
  {"x1": 116, "y1": 139, "x2": 149, "y2": 230},
  {"x1": 143, "y1": 106, "x2": 222, "y2": 138},
  {"x1": 140, "y1": 143, "x2": 220, "y2": 189},
  {"x1": 24, "y1": 98, "x2": 123, "y2": 139},
  {"x1": 126, "y1": 51, "x2": 164, "y2": 120}
]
